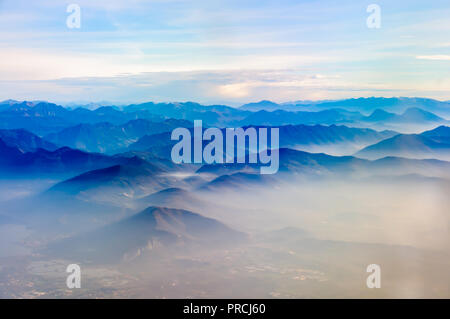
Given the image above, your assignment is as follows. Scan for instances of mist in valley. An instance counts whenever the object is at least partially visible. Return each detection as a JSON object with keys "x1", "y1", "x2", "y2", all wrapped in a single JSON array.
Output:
[{"x1": 1, "y1": 167, "x2": 448, "y2": 298}]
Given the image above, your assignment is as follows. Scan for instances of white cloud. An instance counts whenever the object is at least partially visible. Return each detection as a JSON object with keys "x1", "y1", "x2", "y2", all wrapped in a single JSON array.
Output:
[{"x1": 416, "y1": 55, "x2": 450, "y2": 61}]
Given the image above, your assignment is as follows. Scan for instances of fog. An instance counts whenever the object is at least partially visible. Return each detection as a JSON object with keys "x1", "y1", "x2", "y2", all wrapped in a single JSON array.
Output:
[
  {"x1": 191, "y1": 177, "x2": 449, "y2": 251},
  {"x1": 0, "y1": 170, "x2": 448, "y2": 298}
]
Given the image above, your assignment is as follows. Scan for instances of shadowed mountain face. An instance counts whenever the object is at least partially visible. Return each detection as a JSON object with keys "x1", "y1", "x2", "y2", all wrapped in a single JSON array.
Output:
[
  {"x1": 0, "y1": 142, "x2": 125, "y2": 177},
  {"x1": 421, "y1": 125, "x2": 450, "y2": 143},
  {"x1": 47, "y1": 206, "x2": 246, "y2": 262},
  {"x1": 355, "y1": 126, "x2": 450, "y2": 160},
  {"x1": 0, "y1": 129, "x2": 58, "y2": 152}
]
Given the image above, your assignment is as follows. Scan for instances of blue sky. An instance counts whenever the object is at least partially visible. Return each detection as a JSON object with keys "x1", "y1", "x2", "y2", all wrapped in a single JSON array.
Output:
[{"x1": 0, "y1": 0, "x2": 449, "y2": 105}]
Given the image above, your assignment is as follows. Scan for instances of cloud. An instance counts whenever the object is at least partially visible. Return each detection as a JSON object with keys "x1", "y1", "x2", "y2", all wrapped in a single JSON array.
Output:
[
  {"x1": 3, "y1": 69, "x2": 447, "y2": 105},
  {"x1": 416, "y1": 55, "x2": 450, "y2": 61}
]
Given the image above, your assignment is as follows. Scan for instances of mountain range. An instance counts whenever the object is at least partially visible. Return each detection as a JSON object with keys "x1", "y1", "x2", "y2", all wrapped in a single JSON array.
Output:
[
  {"x1": 355, "y1": 126, "x2": 450, "y2": 160},
  {"x1": 239, "y1": 107, "x2": 448, "y2": 128},
  {"x1": 1, "y1": 99, "x2": 448, "y2": 137},
  {"x1": 0, "y1": 129, "x2": 58, "y2": 152},
  {"x1": 127, "y1": 124, "x2": 397, "y2": 159},
  {"x1": 44, "y1": 118, "x2": 192, "y2": 154},
  {"x1": 196, "y1": 147, "x2": 450, "y2": 184},
  {"x1": 0, "y1": 138, "x2": 124, "y2": 177},
  {"x1": 240, "y1": 97, "x2": 450, "y2": 118}
]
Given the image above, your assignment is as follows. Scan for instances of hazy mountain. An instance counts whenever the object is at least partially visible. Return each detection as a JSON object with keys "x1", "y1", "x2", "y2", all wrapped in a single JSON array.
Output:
[
  {"x1": 355, "y1": 126, "x2": 450, "y2": 160},
  {"x1": 197, "y1": 148, "x2": 450, "y2": 181},
  {"x1": 128, "y1": 124, "x2": 396, "y2": 159},
  {"x1": 201, "y1": 172, "x2": 275, "y2": 191},
  {"x1": 240, "y1": 97, "x2": 450, "y2": 118},
  {"x1": 44, "y1": 119, "x2": 191, "y2": 154},
  {"x1": 0, "y1": 102, "x2": 75, "y2": 135},
  {"x1": 300, "y1": 97, "x2": 450, "y2": 117},
  {"x1": 363, "y1": 109, "x2": 398, "y2": 122},
  {"x1": 362, "y1": 107, "x2": 446, "y2": 124},
  {"x1": 0, "y1": 129, "x2": 58, "y2": 152},
  {"x1": 47, "y1": 206, "x2": 246, "y2": 262},
  {"x1": 197, "y1": 148, "x2": 367, "y2": 177},
  {"x1": 399, "y1": 107, "x2": 445, "y2": 122},
  {"x1": 139, "y1": 187, "x2": 190, "y2": 203},
  {"x1": 2, "y1": 99, "x2": 447, "y2": 138},
  {"x1": 137, "y1": 187, "x2": 204, "y2": 211},
  {"x1": 47, "y1": 157, "x2": 170, "y2": 200},
  {"x1": 124, "y1": 101, "x2": 250, "y2": 126},
  {"x1": 420, "y1": 125, "x2": 450, "y2": 144},
  {"x1": 275, "y1": 124, "x2": 396, "y2": 148},
  {"x1": 239, "y1": 106, "x2": 447, "y2": 128},
  {"x1": 240, "y1": 100, "x2": 281, "y2": 111},
  {"x1": 0, "y1": 101, "x2": 164, "y2": 135},
  {"x1": 240, "y1": 108, "x2": 364, "y2": 126}
]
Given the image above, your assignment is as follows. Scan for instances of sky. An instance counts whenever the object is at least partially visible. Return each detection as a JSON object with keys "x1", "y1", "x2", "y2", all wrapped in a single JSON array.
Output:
[{"x1": 0, "y1": 0, "x2": 450, "y2": 105}]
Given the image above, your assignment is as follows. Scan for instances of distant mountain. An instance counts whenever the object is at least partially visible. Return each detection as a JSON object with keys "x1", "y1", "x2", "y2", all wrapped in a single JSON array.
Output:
[
  {"x1": 2, "y1": 99, "x2": 448, "y2": 138},
  {"x1": 0, "y1": 102, "x2": 76, "y2": 135},
  {"x1": 399, "y1": 107, "x2": 444, "y2": 122},
  {"x1": 239, "y1": 107, "x2": 447, "y2": 128},
  {"x1": 0, "y1": 101, "x2": 164, "y2": 135},
  {"x1": 0, "y1": 129, "x2": 58, "y2": 152},
  {"x1": 364, "y1": 109, "x2": 400, "y2": 122},
  {"x1": 240, "y1": 100, "x2": 281, "y2": 111},
  {"x1": 300, "y1": 97, "x2": 450, "y2": 117},
  {"x1": 240, "y1": 108, "x2": 364, "y2": 126},
  {"x1": 44, "y1": 119, "x2": 191, "y2": 154},
  {"x1": 47, "y1": 206, "x2": 246, "y2": 262},
  {"x1": 240, "y1": 97, "x2": 450, "y2": 118},
  {"x1": 359, "y1": 107, "x2": 448, "y2": 133},
  {"x1": 275, "y1": 124, "x2": 396, "y2": 147},
  {"x1": 355, "y1": 126, "x2": 450, "y2": 160},
  {"x1": 124, "y1": 101, "x2": 250, "y2": 126}
]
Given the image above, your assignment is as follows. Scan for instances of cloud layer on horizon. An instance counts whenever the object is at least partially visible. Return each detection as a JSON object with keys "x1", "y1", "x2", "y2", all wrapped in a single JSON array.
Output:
[{"x1": 1, "y1": 0, "x2": 450, "y2": 103}]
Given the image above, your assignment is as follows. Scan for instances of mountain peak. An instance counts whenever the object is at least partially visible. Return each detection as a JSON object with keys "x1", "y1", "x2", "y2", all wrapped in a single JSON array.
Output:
[{"x1": 401, "y1": 107, "x2": 443, "y2": 122}]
